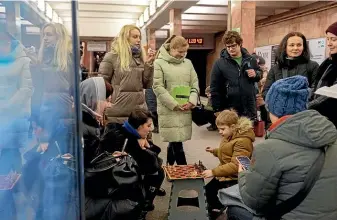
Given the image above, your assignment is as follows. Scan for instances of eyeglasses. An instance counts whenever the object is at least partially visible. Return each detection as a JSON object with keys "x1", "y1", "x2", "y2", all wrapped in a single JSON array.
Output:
[{"x1": 226, "y1": 44, "x2": 238, "y2": 50}]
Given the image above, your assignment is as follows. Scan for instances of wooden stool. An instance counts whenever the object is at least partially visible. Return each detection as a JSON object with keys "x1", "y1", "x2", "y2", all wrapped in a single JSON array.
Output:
[{"x1": 168, "y1": 178, "x2": 209, "y2": 220}]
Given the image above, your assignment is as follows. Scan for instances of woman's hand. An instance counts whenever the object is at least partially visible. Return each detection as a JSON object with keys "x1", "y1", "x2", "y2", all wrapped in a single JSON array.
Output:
[
  {"x1": 138, "y1": 139, "x2": 150, "y2": 150},
  {"x1": 181, "y1": 102, "x2": 194, "y2": 111},
  {"x1": 112, "y1": 151, "x2": 127, "y2": 157},
  {"x1": 146, "y1": 49, "x2": 156, "y2": 64},
  {"x1": 202, "y1": 169, "x2": 214, "y2": 178},
  {"x1": 173, "y1": 105, "x2": 184, "y2": 111},
  {"x1": 37, "y1": 143, "x2": 49, "y2": 153}
]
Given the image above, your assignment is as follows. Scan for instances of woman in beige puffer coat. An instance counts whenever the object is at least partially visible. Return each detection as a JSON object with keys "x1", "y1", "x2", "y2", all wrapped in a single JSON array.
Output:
[{"x1": 99, "y1": 24, "x2": 155, "y2": 124}]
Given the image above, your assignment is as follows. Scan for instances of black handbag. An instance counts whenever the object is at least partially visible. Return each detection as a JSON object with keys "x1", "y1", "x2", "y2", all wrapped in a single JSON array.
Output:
[
  {"x1": 190, "y1": 88, "x2": 211, "y2": 126},
  {"x1": 85, "y1": 139, "x2": 141, "y2": 197}
]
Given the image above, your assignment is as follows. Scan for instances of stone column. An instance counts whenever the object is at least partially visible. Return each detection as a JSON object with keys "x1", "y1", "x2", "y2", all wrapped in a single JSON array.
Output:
[
  {"x1": 4, "y1": 1, "x2": 22, "y2": 41},
  {"x1": 169, "y1": 9, "x2": 182, "y2": 36},
  {"x1": 230, "y1": 0, "x2": 256, "y2": 53}
]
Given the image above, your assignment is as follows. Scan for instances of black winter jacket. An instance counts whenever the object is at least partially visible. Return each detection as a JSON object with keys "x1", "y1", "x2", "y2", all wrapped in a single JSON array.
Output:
[
  {"x1": 309, "y1": 57, "x2": 337, "y2": 127},
  {"x1": 262, "y1": 59, "x2": 319, "y2": 99},
  {"x1": 100, "y1": 123, "x2": 162, "y2": 175},
  {"x1": 82, "y1": 108, "x2": 101, "y2": 167},
  {"x1": 210, "y1": 48, "x2": 261, "y2": 120}
]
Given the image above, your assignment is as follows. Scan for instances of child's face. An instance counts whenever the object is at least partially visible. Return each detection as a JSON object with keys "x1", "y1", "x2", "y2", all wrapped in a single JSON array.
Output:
[
  {"x1": 206, "y1": 92, "x2": 211, "y2": 98},
  {"x1": 218, "y1": 125, "x2": 234, "y2": 138}
]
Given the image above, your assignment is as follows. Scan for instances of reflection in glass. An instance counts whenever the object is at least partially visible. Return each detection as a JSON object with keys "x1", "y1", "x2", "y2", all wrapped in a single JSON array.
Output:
[{"x1": 0, "y1": 1, "x2": 81, "y2": 219}]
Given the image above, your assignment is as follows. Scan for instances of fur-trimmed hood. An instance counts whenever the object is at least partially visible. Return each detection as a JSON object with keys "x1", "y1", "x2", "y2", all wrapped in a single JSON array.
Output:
[{"x1": 232, "y1": 117, "x2": 255, "y2": 142}]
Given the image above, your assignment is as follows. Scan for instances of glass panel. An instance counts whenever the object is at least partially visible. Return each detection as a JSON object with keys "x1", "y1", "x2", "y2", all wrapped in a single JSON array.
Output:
[{"x1": 0, "y1": 1, "x2": 83, "y2": 219}]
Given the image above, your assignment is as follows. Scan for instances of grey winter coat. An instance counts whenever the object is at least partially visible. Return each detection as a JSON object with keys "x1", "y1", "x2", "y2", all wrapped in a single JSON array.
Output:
[{"x1": 238, "y1": 110, "x2": 337, "y2": 220}]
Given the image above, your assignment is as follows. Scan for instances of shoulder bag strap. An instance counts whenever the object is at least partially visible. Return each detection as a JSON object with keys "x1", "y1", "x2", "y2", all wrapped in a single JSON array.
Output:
[
  {"x1": 267, "y1": 148, "x2": 326, "y2": 220},
  {"x1": 190, "y1": 87, "x2": 201, "y2": 105}
]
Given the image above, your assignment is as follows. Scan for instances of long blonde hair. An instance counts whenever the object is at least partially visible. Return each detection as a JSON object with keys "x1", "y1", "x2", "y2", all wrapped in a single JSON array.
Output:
[
  {"x1": 38, "y1": 23, "x2": 72, "y2": 72},
  {"x1": 111, "y1": 24, "x2": 144, "y2": 71}
]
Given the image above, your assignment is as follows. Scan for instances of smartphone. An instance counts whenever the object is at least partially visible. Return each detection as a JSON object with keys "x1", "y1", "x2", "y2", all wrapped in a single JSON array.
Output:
[{"x1": 236, "y1": 156, "x2": 251, "y2": 170}]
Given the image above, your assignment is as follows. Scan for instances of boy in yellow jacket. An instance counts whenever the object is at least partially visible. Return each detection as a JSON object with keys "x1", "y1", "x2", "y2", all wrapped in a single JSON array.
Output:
[{"x1": 202, "y1": 109, "x2": 255, "y2": 218}]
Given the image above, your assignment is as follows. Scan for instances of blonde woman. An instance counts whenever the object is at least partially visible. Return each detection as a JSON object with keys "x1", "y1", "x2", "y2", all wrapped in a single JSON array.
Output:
[
  {"x1": 31, "y1": 22, "x2": 74, "y2": 149},
  {"x1": 153, "y1": 36, "x2": 199, "y2": 165},
  {"x1": 99, "y1": 24, "x2": 155, "y2": 124}
]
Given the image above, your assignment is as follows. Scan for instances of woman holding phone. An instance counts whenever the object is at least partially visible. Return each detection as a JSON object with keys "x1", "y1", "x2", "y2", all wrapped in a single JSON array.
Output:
[{"x1": 99, "y1": 24, "x2": 155, "y2": 124}]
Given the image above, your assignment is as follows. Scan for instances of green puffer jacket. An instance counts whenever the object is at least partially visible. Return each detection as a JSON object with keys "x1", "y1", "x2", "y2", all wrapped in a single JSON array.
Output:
[{"x1": 153, "y1": 44, "x2": 199, "y2": 142}]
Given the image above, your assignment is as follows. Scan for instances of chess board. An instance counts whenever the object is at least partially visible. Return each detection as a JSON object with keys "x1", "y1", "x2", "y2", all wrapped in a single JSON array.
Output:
[
  {"x1": 163, "y1": 161, "x2": 206, "y2": 180},
  {"x1": 0, "y1": 174, "x2": 21, "y2": 190}
]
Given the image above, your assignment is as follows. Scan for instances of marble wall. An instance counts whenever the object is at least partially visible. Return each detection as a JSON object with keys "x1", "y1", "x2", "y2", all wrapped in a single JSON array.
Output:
[{"x1": 255, "y1": 7, "x2": 337, "y2": 47}]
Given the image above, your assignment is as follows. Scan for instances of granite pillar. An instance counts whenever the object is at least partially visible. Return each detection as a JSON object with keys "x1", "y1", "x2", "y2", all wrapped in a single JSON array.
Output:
[
  {"x1": 230, "y1": 0, "x2": 256, "y2": 53},
  {"x1": 169, "y1": 9, "x2": 182, "y2": 36}
]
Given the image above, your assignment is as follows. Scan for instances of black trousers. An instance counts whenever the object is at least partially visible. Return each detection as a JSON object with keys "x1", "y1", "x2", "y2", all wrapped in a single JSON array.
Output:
[
  {"x1": 167, "y1": 142, "x2": 187, "y2": 165},
  {"x1": 143, "y1": 168, "x2": 165, "y2": 204},
  {"x1": 152, "y1": 112, "x2": 158, "y2": 128},
  {"x1": 205, "y1": 178, "x2": 237, "y2": 211}
]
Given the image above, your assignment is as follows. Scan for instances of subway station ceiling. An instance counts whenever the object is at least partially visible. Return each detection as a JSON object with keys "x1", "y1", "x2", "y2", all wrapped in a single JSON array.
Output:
[
  {"x1": 1, "y1": 0, "x2": 335, "y2": 37},
  {"x1": 47, "y1": 0, "x2": 328, "y2": 37}
]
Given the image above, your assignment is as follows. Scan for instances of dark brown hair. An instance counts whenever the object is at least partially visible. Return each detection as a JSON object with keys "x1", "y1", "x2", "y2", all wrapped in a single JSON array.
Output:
[
  {"x1": 222, "y1": 31, "x2": 243, "y2": 46},
  {"x1": 128, "y1": 108, "x2": 153, "y2": 129},
  {"x1": 276, "y1": 32, "x2": 310, "y2": 68}
]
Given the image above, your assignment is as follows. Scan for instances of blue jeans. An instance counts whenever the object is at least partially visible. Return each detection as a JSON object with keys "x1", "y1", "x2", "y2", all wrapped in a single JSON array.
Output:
[{"x1": 227, "y1": 206, "x2": 254, "y2": 220}]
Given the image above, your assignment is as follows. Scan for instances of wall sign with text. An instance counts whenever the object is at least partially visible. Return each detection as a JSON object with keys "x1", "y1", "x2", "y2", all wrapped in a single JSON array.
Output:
[{"x1": 186, "y1": 38, "x2": 204, "y2": 46}]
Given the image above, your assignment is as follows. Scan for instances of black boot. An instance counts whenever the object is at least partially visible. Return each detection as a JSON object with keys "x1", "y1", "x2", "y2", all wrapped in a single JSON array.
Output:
[
  {"x1": 173, "y1": 142, "x2": 187, "y2": 165},
  {"x1": 157, "y1": 188, "x2": 166, "y2": 196},
  {"x1": 167, "y1": 143, "x2": 176, "y2": 165}
]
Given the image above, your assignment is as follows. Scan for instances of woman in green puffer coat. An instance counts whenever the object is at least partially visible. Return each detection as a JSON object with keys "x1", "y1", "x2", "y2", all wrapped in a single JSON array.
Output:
[{"x1": 153, "y1": 36, "x2": 199, "y2": 165}]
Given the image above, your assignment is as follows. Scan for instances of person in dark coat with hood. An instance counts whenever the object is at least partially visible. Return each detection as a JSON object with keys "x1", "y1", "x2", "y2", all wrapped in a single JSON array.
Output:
[
  {"x1": 210, "y1": 31, "x2": 261, "y2": 120},
  {"x1": 80, "y1": 76, "x2": 113, "y2": 166},
  {"x1": 81, "y1": 77, "x2": 145, "y2": 220},
  {"x1": 309, "y1": 22, "x2": 337, "y2": 127}
]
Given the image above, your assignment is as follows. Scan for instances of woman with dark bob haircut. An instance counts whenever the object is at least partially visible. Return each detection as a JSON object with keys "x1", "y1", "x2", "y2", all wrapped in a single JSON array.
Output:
[{"x1": 262, "y1": 32, "x2": 319, "y2": 98}]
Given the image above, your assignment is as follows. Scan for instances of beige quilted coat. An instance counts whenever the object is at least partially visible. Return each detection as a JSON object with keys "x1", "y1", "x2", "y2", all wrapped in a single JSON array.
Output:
[
  {"x1": 153, "y1": 44, "x2": 199, "y2": 142},
  {"x1": 99, "y1": 52, "x2": 153, "y2": 123}
]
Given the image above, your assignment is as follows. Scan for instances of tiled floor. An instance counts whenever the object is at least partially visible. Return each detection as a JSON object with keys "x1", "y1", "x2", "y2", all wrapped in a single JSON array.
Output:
[{"x1": 147, "y1": 124, "x2": 263, "y2": 220}]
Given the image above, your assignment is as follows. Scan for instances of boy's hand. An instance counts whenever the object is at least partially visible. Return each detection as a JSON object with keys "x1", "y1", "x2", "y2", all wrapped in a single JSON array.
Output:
[
  {"x1": 202, "y1": 170, "x2": 214, "y2": 178},
  {"x1": 205, "y1": 147, "x2": 213, "y2": 153}
]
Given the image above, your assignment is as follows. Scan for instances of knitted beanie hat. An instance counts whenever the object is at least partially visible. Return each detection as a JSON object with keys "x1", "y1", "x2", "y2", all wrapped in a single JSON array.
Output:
[{"x1": 265, "y1": 75, "x2": 310, "y2": 118}]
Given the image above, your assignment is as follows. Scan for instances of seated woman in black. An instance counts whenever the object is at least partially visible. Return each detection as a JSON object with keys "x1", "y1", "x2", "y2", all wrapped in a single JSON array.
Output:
[{"x1": 100, "y1": 108, "x2": 165, "y2": 217}]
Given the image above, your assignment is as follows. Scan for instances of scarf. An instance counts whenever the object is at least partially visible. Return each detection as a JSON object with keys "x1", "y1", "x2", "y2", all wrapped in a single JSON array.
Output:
[
  {"x1": 131, "y1": 45, "x2": 141, "y2": 58},
  {"x1": 123, "y1": 121, "x2": 141, "y2": 139}
]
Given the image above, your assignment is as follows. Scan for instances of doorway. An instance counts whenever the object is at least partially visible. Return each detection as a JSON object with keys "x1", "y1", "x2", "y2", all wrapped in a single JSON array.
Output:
[{"x1": 186, "y1": 49, "x2": 212, "y2": 96}]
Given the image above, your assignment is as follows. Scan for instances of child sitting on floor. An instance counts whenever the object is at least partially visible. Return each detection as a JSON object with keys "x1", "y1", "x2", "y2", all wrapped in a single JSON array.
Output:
[{"x1": 202, "y1": 109, "x2": 255, "y2": 218}]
